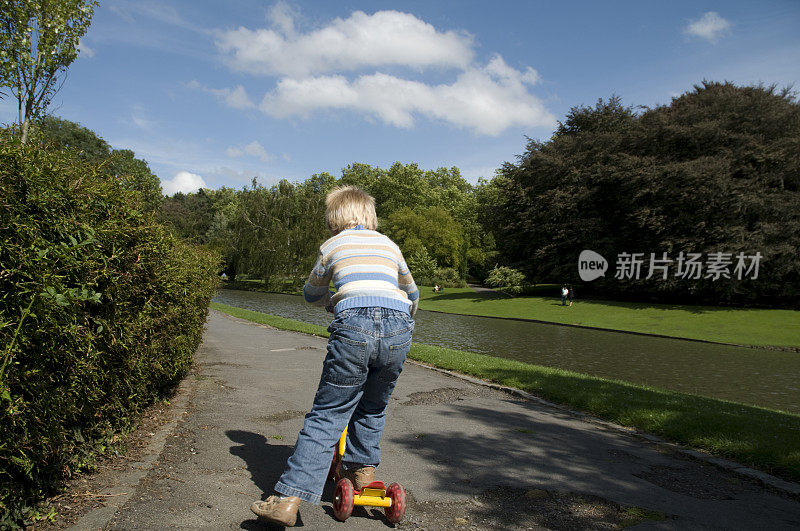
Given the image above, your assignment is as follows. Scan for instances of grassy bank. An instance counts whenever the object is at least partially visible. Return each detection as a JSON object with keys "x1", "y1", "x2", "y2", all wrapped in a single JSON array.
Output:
[
  {"x1": 418, "y1": 287, "x2": 800, "y2": 349},
  {"x1": 221, "y1": 279, "x2": 301, "y2": 294},
  {"x1": 210, "y1": 302, "x2": 800, "y2": 483}
]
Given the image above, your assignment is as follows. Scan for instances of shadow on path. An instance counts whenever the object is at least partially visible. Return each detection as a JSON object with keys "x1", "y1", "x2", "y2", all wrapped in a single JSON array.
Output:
[
  {"x1": 227, "y1": 430, "x2": 299, "y2": 529},
  {"x1": 390, "y1": 398, "x2": 680, "y2": 527},
  {"x1": 228, "y1": 430, "x2": 380, "y2": 529}
]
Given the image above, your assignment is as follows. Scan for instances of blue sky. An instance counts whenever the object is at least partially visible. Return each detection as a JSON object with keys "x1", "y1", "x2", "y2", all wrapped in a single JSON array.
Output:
[{"x1": 2, "y1": 0, "x2": 798, "y2": 194}]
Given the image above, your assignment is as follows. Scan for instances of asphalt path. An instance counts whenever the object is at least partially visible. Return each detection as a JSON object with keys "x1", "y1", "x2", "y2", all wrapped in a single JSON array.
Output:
[{"x1": 70, "y1": 310, "x2": 800, "y2": 530}]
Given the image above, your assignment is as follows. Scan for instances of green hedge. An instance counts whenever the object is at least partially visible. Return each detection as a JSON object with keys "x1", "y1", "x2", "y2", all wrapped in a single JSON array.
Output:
[{"x1": 0, "y1": 132, "x2": 220, "y2": 525}]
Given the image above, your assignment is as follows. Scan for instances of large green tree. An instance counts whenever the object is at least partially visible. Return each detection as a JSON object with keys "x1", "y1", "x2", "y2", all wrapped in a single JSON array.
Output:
[
  {"x1": 0, "y1": 0, "x2": 97, "y2": 143},
  {"x1": 340, "y1": 161, "x2": 488, "y2": 278},
  {"x1": 496, "y1": 82, "x2": 800, "y2": 306},
  {"x1": 383, "y1": 206, "x2": 465, "y2": 272}
]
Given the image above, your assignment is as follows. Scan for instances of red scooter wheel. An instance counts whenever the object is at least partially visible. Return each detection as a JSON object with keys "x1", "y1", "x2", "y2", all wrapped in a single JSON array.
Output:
[
  {"x1": 385, "y1": 482, "x2": 407, "y2": 523},
  {"x1": 333, "y1": 478, "x2": 354, "y2": 521}
]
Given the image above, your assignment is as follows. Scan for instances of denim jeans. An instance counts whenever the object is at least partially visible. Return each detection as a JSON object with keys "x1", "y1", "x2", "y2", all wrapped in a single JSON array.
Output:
[{"x1": 274, "y1": 307, "x2": 414, "y2": 504}]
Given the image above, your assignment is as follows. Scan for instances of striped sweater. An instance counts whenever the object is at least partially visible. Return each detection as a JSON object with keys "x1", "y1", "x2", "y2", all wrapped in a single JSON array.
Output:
[{"x1": 303, "y1": 227, "x2": 419, "y2": 316}]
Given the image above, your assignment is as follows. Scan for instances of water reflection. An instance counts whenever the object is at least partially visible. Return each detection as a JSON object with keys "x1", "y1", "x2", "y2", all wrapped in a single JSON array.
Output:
[{"x1": 212, "y1": 289, "x2": 799, "y2": 413}]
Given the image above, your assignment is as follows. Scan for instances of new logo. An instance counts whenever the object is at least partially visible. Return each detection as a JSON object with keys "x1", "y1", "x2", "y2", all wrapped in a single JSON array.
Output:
[{"x1": 578, "y1": 250, "x2": 608, "y2": 281}]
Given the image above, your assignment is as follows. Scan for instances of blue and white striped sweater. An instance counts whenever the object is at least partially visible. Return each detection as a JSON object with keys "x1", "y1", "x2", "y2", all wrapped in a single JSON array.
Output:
[{"x1": 303, "y1": 227, "x2": 418, "y2": 316}]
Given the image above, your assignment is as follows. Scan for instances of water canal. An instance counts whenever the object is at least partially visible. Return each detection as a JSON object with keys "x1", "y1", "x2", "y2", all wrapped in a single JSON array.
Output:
[{"x1": 213, "y1": 289, "x2": 800, "y2": 413}]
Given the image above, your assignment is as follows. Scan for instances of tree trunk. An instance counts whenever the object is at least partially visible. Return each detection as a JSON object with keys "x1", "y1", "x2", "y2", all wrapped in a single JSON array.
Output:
[{"x1": 20, "y1": 117, "x2": 30, "y2": 144}]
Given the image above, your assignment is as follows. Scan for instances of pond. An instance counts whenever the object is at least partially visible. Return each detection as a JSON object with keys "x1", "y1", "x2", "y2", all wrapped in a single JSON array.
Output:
[{"x1": 213, "y1": 289, "x2": 800, "y2": 413}]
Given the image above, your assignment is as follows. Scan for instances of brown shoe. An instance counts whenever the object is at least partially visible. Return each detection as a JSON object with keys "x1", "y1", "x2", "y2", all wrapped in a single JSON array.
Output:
[
  {"x1": 338, "y1": 464, "x2": 375, "y2": 491},
  {"x1": 250, "y1": 495, "x2": 300, "y2": 526}
]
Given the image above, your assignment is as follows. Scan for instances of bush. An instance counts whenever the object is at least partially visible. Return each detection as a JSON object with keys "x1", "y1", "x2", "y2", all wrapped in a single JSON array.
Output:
[
  {"x1": 486, "y1": 265, "x2": 525, "y2": 295},
  {"x1": 407, "y1": 249, "x2": 437, "y2": 281},
  {"x1": 0, "y1": 132, "x2": 219, "y2": 525},
  {"x1": 433, "y1": 267, "x2": 466, "y2": 288}
]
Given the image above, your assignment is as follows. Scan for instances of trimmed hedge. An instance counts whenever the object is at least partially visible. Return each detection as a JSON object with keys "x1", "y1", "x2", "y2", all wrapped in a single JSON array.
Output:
[{"x1": 0, "y1": 132, "x2": 219, "y2": 525}]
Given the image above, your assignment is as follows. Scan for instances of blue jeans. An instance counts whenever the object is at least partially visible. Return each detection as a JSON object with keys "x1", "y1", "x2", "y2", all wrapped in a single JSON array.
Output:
[{"x1": 274, "y1": 307, "x2": 414, "y2": 504}]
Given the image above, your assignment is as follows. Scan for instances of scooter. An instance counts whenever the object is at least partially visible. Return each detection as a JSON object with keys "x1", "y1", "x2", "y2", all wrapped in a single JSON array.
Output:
[{"x1": 328, "y1": 426, "x2": 407, "y2": 523}]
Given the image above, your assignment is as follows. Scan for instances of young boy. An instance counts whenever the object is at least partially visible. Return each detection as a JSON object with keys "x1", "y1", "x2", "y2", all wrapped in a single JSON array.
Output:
[{"x1": 250, "y1": 186, "x2": 418, "y2": 526}]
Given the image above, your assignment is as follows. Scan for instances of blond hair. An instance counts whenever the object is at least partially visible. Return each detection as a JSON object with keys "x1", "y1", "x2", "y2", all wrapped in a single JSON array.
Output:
[{"x1": 325, "y1": 185, "x2": 377, "y2": 233}]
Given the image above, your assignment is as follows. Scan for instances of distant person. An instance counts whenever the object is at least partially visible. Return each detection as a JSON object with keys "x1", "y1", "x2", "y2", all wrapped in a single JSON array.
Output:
[
  {"x1": 221, "y1": 272, "x2": 228, "y2": 281},
  {"x1": 249, "y1": 185, "x2": 418, "y2": 527},
  {"x1": 433, "y1": 284, "x2": 440, "y2": 292},
  {"x1": 561, "y1": 285, "x2": 568, "y2": 306},
  {"x1": 568, "y1": 285, "x2": 574, "y2": 307}
]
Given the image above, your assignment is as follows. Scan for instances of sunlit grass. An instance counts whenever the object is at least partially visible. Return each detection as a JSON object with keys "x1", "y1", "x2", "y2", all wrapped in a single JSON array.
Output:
[{"x1": 417, "y1": 286, "x2": 800, "y2": 348}]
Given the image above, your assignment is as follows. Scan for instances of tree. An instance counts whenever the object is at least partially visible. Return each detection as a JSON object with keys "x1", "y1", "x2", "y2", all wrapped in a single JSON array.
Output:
[
  {"x1": 37, "y1": 116, "x2": 163, "y2": 212},
  {"x1": 485, "y1": 265, "x2": 525, "y2": 295},
  {"x1": 0, "y1": 0, "x2": 97, "y2": 143},
  {"x1": 160, "y1": 189, "x2": 215, "y2": 244},
  {"x1": 231, "y1": 178, "x2": 327, "y2": 286},
  {"x1": 37, "y1": 113, "x2": 108, "y2": 159},
  {"x1": 383, "y1": 206, "x2": 465, "y2": 272},
  {"x1": 106, "y1": 148, "x2": 163, "y2": 213},
  {"x1": 498, "y1": 82, "x2": 800, "y2": 306},
  {"x1": 406, "y1": 248, "x2": 437, "y2": 282}
]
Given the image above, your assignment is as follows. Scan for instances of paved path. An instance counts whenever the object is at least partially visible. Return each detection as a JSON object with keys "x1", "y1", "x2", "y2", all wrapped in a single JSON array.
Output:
[
  {"x1": 73, "y1": 310, "x2": 800, "y2": 530},
  {"x1": 466, "y1": 282, "x2": 502, "y2": 296}
]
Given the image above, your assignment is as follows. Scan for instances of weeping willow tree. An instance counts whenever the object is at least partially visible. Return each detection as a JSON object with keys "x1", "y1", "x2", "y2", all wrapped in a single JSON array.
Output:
[{"x1": 232, "y1": 177, "x2": 329, "y2": 286}]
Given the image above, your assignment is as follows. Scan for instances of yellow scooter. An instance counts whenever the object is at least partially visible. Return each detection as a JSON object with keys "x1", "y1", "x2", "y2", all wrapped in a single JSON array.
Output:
[{"x1": 328, "y1": 426, "x2": 407, "y2": 523}]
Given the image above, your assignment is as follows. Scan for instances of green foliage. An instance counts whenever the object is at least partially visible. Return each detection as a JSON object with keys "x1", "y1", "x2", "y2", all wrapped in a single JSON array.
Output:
[
  {"x1": 485, "y1": 265, "x2": 525, "y2": 295},
  {"x1": 163, "y1": 161, "x2": 495, "y2": 288},
  {"x1": 36, "y1": 116, "x2": 163, "y2": 213},
  {"x1": 383, "y1": 206, "x2": 465, "y2": 272},
  {"x1": 496, "y1": 82, "x2": 800, "y2": 306},
  {"x1": 432, "y1": 267, "x2": 465, "y2": 288},
  {"x1": 160, "y1": 188, "x2": 216, "y2": 243},
  {"x1": 36, "y1": 114, "x2": 109, "y2": 160},
  {"x1": 231, "y1": 178, "x2": 327, "y2": 285},
  {"x1": 406, "y1": 248, "x2": 437, "y2": 282},
  {"x1": 106, "y1": 148, "x2": 163, "y2": 214},
  {"x1": 0, "y1": 0, "x2": 98, "y2": 143},
  {"x1": 0, "y1": 131, "x2": 219, "y2": 524}
]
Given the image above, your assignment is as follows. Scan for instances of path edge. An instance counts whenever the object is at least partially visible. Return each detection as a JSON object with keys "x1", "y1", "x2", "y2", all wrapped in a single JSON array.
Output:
[
  {"x1": 406, "y1": 359, "x2": 800, "y2": 499},
  {"x1": 67, "y1": 361, "x2": 199, "y2": 529}
]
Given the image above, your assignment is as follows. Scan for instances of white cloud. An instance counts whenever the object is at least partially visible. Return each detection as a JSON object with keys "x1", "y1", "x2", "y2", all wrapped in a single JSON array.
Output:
[
  {"x1": 243, "y1": 141, "x2": 272, "y2": 161},
  {"x1": 226, "y1": 141, "x2": 272, "y2": 161},
  {"x1": 188, "y1": 80, "x2": 255, "y2": 109},
  {"x1": 685, "y1": 12, "x2": 731, "y2": 43},
  {"x1": 131, "y1": 115, "x2": 150, "y2": 129},
  {"x1": 105, "y1": 134, "x2": 284, "y2": 189},
  {"x1": 207, "y1": 8, "x2": 554, "y2": 136},
  {"x1": 127, "y1": 105, "x2": 154, "y2": 129},
  {"x1": 78, "y1": 39, "x2": 95, "y2": 58},
  {"x1": 161, "y1": 170, "x2": 207, "y2": 195},
  {"x1": 110, "y1": 0, "x2": 208, "y2": 34},
  {"x1": 260, "y1": 55, "x2": 555, "y2": 135},
  {"x1": 267, "y1": 1, "x2": 297, "y2": 38},
  {"x1": 215, "y1": 9, "x2": 473, "y2": 77}
]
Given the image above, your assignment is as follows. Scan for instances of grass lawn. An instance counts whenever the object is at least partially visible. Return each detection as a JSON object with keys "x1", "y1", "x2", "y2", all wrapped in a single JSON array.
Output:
[
  {"x1": 418, "y1": 286, "x2": 800, "y2": 349},
  {"x1": 210, "y1": 301, "x2": 800, "y2": 483}
]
